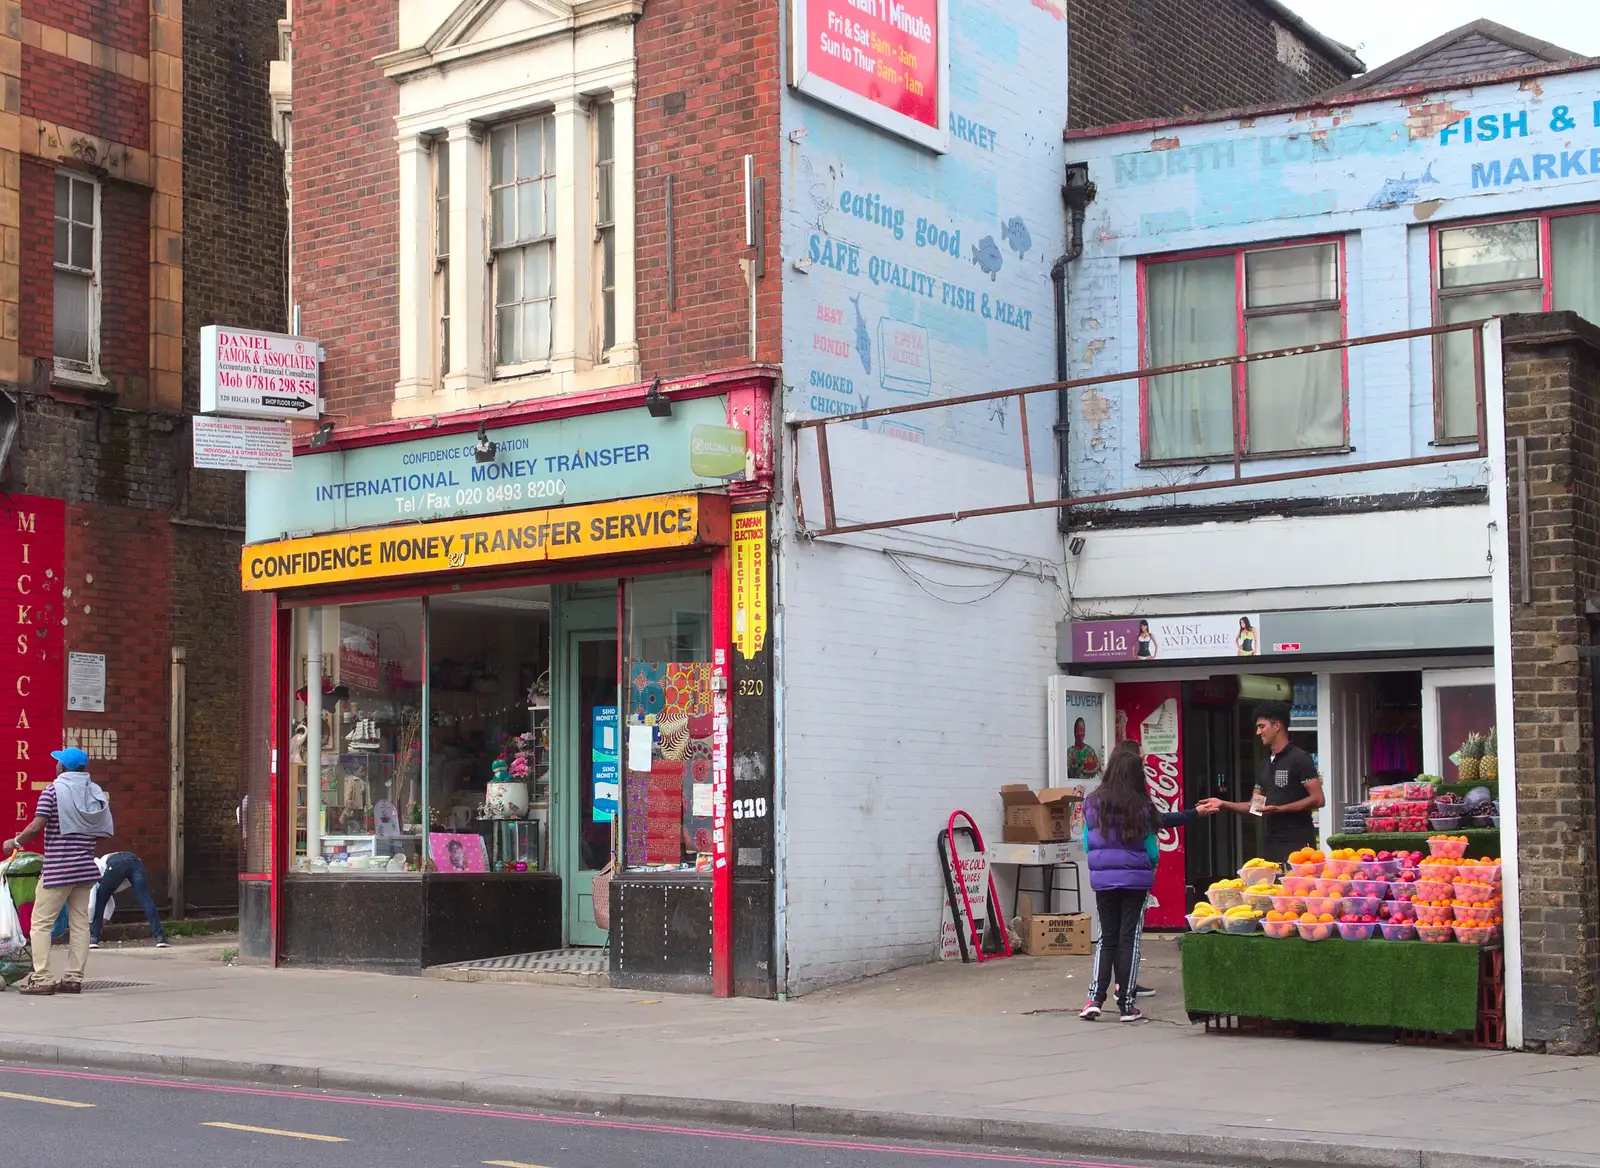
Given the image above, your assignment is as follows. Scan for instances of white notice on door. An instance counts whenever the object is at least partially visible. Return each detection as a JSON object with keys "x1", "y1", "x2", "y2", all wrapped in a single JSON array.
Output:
[
  {"x1": 627, "y1": 723, "x2": 654, "y2": 772},
  {"x1": 67, "y1": 652, "x2": 106, "y2": 712}
]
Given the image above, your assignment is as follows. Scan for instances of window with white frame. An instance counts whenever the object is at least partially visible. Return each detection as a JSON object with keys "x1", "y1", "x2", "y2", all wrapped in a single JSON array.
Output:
[
  {"x1": 490, "y1": 114, "x2": 557, "y2": 373},
  {"x1": 53, "y1": 172, "x2": 99, "y2": 375},
  {"x1": 1434, "y1": 209, "x2": 1600, "y2": 440},
  {"x1": 433, "y1": 139, "x2": 450, "y2": 380},
  {"x1": 1142, "y1": 240, "x2": 1345, "y2": 462},
  {"x1": 595, "y1": 101, "x2": 616, "y2": 355}
]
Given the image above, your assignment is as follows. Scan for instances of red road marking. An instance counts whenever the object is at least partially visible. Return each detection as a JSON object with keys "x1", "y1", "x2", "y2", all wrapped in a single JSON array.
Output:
[{"x1": 0, "y1": 1063, "x2": 1146, "y2": 1167}]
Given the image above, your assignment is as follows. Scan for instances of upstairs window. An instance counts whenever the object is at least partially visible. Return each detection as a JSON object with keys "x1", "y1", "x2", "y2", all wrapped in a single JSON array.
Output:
[
  {"x1": 1143, "y1": 240, "x2": 1345, "y2": 462},
  {"x1": 53, "y1": 172, "x2": 100, "y2": 376},
  {"x1": 595, "y1": 101, "x2": 616, "y2": 355},
  {"x1": 433, "y1": 140, "x2": 450, "y2": 379},
  {"x1": 1434, "y1": 209, "x2": 1600, "y2": 440},
  {"x1": 490, "y1": 114, "x2": 557, "y2": 373}
]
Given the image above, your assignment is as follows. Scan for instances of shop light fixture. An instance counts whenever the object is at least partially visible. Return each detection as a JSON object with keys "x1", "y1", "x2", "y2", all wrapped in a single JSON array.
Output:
[
  {"x1": 645, "y1": 376, "x2": 672, "y2": 419},
  {"x1": 1067, "y1": 536, "x2": 1086, "y2": 557},
  {"x1": 310, "y1": 421, "x2": 335, "y2": 449},
  {"x1": 474, "y1": 421, "x2": 498, "y2": 463}
]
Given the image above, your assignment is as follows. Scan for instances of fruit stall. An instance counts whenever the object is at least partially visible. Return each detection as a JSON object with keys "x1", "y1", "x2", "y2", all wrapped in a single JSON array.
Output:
[{"x1": 1181, "y1": 782, "x2": 1505, "y2": 1041}]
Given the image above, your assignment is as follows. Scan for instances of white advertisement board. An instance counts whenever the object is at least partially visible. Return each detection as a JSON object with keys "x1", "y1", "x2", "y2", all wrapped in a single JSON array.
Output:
[
  {"x1": 192, "y1": 416, "x2": 294, "y2": 473},
  {"x1": 199, "y1": 325, "x2": 320, "y2": 420}
]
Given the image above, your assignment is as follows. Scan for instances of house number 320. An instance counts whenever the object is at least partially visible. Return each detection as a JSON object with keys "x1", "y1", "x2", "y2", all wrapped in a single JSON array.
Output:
[{"x1": 732, "y1": 797, "x2": 768, "y2": 820}]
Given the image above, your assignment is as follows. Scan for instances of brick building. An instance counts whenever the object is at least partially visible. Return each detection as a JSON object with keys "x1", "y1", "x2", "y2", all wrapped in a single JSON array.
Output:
[
  {"x1": 248, "y1": 0, "x2": 1361, "y2": 993},
  {"x1": 0, "y1": 1, "x2": 286, "y2": 915}
]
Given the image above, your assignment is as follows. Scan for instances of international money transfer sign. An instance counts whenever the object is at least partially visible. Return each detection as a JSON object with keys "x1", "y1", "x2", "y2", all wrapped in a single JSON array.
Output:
[{"x1": 200, "y1": 325, "x2": 321, "y2": 420}]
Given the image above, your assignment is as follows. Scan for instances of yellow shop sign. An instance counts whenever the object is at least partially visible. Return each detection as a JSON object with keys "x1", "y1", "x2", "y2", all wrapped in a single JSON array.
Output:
[{"x1": 241, "y1": 494, "x2": 712, "y2": 591}]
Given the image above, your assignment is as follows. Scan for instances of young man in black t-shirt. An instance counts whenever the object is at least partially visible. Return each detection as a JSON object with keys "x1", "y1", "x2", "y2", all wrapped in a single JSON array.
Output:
[{"x1": 1197, "y1": 700, "x2": 1324, "y2": 865}]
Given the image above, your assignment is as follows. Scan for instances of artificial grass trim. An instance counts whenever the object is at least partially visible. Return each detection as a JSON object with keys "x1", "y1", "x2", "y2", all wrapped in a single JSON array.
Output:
[
  {"x1": 1327, "y1": 828, "x2": 1499, "y2": 857},
  {"x1": 1181, "y1": 932, "x2": 1481, "y2": 1032}
]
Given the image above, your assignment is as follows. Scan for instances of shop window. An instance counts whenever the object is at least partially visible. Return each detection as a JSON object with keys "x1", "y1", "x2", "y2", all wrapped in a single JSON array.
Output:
[
  {"x1": 53, "y1": 171, "x2": 100, "y2": 380},
  {"x1": 594, "y1": 101, "x2": 616, "y2": 355},
  {"x1": 621, "y1": 572, "x2": 713, "y2": 872},
  {"x1": 433, "y1": 139, "x2": 450, "y2": 380},
  {"x1": 490, "y1": 114, "x2": 557, "y2": 374},
  {"x1": 288, "y1": 601, "x2": 425, "y2": 873},
  {"x1": 426, "y1": 587, "x2": 552, "y2": 873},
  {"x1": 1434, "y1": 209, "x2": 1600, "y2": 441},
  {"x1": 1142, "y1": 240, "x2": 1346, "y2": 462}
]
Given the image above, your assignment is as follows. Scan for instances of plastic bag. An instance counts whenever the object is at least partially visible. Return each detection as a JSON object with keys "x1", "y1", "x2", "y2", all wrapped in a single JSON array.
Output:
[{"x1": 0, "y1": 879, "x2": 25, "y2": 958}]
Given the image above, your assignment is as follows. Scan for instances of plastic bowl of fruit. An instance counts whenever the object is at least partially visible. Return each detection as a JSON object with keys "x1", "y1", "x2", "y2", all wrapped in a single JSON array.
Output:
[
  {"x1": 1453, "y1": 881, "x2": 1498, "y2": 905},
  {"x1": 1348, "y1": 878, "x2": 1388, "y2": 898},
  {"x1": 1412, "y1": 902, "x2": 1455, "y2": 924},
  {"x1": 1359, "y1": 859, "x2": 1401, "y2": 880},
  {"x1": 1452, "y1": 924, "x2": 1498, "y2": 945},
  {"x1": 1322, "y1": 858, "x2": 1363, "y2": 878},
  {"x1": 1429, "y1": 836, "x2": 1470, "y2": 859},
  {"x1": 1389, "y1": 881, "x2": 1419, "y2": 901},
  {"x1": 1452, "y1": 902, "x2": 1498, "y2": 925},
  {"x1": 1379, "y1": 921, "x2": 1417, "y2": 941},
  {"x1": 1241, "y1": 888, "x2": 1279, "y2": 912},
  {"x1": 1364, "y1": 817, "x2": 1400, "y2": 834},
  {"x1": 1337, "y1": 895, "x2": 1381, "y2": 918},
  {"x1": 1416, "y1": 879, "x2": 1455, "y2": 901},
  {"x1": 1300, "y1": 895, "x2": 1341, "y2": 917},
  {"x1": 1281, "y1": 875, "x2": 1317, "y2": 896},
  {"x1": 1270, "y1": 893, "x2": 1310, "y2": 915},
  {"x1": 1287, "y1": 862, "x2": 1321, "y2": 877},
  {"x1": 1336, "y1": 920, "x2": 1377, "y2": 941},
  {"x1": 1382, "y1": 901, "x2": 1418, "y2": 923},
  {"x1": 1455, "y1": 862, "x2": 1502, "y2": 883},
  {"x1": 1295, "y1": 919, "x2": 1336, "y2": 941},
  {"x1": 1186, "y1": 912, "x2": 1224, "y2": 933},
  {"x1": 1238, "y1": 862, "x2": 1282, "y2": 884},
  {"x1": 1311, "y1": 877, "x2": 1348, "y2": 897},
  {"x1": 1416, "y1": 922, "x2": 1455, "y2": 943},
  {"x1": 1221, "y1": 914, "x2": 1261, "y2": 935},
  {"x1": 1205, "y1": 887, "x2": 1244, "y2": 911},
  {"x1": 1261, "y1": 917, "x2": 1299, "y2": 939}
]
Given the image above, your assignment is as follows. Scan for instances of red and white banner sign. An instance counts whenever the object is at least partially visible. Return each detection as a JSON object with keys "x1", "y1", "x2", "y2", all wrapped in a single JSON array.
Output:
[
  {"x1": 791, "y1": 0, "x2": 947, "y2": 150},
  {"x1": 1116, "y1": 681, "x2": 1187, "y2": 929},
  {"x1": 0, "y1": 496, "x2": 66, "y2": 843}
]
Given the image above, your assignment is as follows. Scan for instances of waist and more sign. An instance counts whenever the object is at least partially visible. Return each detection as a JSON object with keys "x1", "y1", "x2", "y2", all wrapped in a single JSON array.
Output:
[
  {"x1": 241, "y1": 494, "x2": 721, "y2": 591},
  {"x1": 245, "y1": 396, "x2": 733, "y2": 545}
]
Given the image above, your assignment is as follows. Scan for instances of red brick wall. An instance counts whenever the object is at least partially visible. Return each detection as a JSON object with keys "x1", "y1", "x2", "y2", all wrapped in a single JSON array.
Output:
[
  {"x1": 634, "y1": 0, "x2": 783, "y2": 376},
  {"x1": 21, "y1": 47, "x2": 150, "y2": 151},
  {"x1": 23, "y1": 0, "x2": 149, "y2": 57},
  {"x1": 291, "y1": 0, "x2": 399, "y2": 427},
  {"x1": 62, "y1": 503, "x2": 175, "y2": 892},
  {"x1": 18, "y1": 158, "x2": 52, "y2": 365}
]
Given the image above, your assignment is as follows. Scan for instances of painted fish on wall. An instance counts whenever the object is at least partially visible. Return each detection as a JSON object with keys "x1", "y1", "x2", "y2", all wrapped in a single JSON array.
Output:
[
  {"x1": 971, "y1": 235, "x2": 1003, "y2": 281},
  {"x1": 1367, "y1": 161, "x2": 1439, "y2": 209},
  {"x1": 850, "y1": 294, "x2": 872, "y2": 374},
  {"x1": 1000, "y1": 216, "x2": 1032, "y2": 257}
]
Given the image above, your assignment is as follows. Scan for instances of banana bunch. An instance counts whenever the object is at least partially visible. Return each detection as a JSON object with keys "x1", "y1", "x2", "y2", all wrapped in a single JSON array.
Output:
[
  {"x1": 1242, "y1": 858, "x2": 1279, "y2": 872},
  {"x1": 1245, "y1": 882, "x2": 1283, "y2": 894},
  {"x1": 1191, "y1": 902, "x2": 1221, "y2": 918},
  {"x1": 1224, "y1": 904, "x2": 1264, "y2": 919},
  {"x1": 1208, "y1": 877, "x2": 1246, "y2": 890}
]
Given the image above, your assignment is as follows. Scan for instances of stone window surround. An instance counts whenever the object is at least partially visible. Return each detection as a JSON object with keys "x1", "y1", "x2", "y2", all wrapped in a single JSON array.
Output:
[{"x1": 394, "y1": 73, "x2": 639, "y2": 419}]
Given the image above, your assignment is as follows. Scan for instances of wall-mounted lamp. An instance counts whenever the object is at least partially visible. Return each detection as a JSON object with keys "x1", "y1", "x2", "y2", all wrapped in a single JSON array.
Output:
[
  {"x1": 310, "y1": 421, "x2": 335, "y2": 449},
  {"x1": 473, "y1": 421, "x2": 497, "y2": 463},
  {"x1": 645, "y1": 376, "x2": 672, "y2": 419},
  {"x1": 1067, "y1": 536, "x2": 1086, "y2": 557}
]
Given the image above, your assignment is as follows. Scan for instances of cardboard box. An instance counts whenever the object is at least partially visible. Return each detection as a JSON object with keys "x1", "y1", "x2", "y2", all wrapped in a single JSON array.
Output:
[
  {"x1": 1018, "y1": 894, "x2": 1092, "y2": 956},
  {"x1": 1000, "y1": 784, "x2": 1083, "y2": 842}
]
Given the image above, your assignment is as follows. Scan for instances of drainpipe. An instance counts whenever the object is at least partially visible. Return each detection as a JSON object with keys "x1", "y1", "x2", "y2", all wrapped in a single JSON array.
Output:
[{"x1": 1054, "y1": 162, "x2": 1096, "y2": 532}]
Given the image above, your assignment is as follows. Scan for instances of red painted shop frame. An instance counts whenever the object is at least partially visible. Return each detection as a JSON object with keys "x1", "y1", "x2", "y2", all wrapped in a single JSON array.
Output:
[{"x1": 260, "y1": 520, "x2": 739, "y2": 993}]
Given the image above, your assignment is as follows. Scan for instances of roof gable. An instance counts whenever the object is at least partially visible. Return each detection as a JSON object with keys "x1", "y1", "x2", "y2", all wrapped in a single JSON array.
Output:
[{"x1": 1327, "y1": 19, "x2": 1585, "y2": 96}]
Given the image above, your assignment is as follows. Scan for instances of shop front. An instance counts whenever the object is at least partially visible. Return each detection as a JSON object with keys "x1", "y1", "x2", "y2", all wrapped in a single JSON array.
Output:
[
  {"x1": 1054, "y1": 602, "x2": 1510, "y2": 1042},
  {"x1": 238, "y1": 376, "x2": 776, "y2": 995}
]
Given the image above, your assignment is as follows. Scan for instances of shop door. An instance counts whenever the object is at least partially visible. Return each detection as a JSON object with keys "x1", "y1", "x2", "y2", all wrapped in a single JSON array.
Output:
[
  {"x1": 558, "y1": 629, "x2": 619, "y2": 947},
  {"x1": 1323, "y1": 673, "x2": 1373, "y2": 831}
]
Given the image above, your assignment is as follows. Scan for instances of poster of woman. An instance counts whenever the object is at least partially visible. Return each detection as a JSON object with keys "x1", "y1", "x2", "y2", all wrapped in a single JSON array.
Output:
[
  {"x1": 1066, "y1": 717, "x2": 1101, "y2": 779},
  {"x1": 1236, "y1": 616, "x2": 1259, "y2": 656},
  {"x1": 428, "y1": 832, "x2": 487, "y2": 873}
]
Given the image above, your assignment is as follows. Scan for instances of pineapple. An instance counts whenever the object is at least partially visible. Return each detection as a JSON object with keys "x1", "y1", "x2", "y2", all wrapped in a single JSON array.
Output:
[
  {"x1": 1481, "y1": 727, "x2": 1499, "y2": 781},
  {"x1": 1458, "y1": 732, "x2": 1486, "y2": 783}
]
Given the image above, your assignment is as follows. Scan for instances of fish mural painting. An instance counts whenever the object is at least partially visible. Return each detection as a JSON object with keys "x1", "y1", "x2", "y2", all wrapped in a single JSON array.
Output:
[
  {"x1": 850, "y1": 294, "x2": 872, "y2": 375},
  {"x1": 1000, "y1": 216, "x2": 1031, "y2": 257},
  {"x1": 1366, "y1": 161, "x2": 1439, "y2": 209},
  {"x1": 971, "y1": 234, "x2": 1004, "y2": 281}
]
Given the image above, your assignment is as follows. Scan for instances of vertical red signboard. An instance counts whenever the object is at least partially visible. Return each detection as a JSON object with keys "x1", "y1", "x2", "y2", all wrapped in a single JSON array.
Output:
[
  {"x1": 1114, "y1": 681, "x2": 1186, "y2": 928},
  {"x1": 0, "y1": 496, "x2": 67, "y2": 842}
]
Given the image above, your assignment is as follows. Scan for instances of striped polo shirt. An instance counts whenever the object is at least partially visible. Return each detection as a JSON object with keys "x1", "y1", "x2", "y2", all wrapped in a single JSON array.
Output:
[{"x1": 35, "y1": 783, "x2": 102, "y2": 888}]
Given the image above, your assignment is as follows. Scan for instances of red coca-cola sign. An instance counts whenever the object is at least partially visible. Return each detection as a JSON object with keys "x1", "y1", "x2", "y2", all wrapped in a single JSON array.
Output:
[{"x1": 1115, "y1": 682, "x2": 1187, "y2": 928}]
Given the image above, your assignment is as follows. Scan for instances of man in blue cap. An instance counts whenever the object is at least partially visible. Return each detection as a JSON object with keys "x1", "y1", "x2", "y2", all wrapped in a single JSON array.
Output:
[{"x1": 2, "y1": 746, "x2": 113, "y2": 995}]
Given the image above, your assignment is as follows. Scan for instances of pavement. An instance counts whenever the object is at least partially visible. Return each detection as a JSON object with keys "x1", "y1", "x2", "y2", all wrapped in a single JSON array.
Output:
[{"x1": 2, "y1": 935, "x2": 1598, "y2": 1168}]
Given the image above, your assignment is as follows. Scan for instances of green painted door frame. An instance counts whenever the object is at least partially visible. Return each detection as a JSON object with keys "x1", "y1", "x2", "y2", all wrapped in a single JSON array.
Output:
[{"x1": 551, "y1": 583, "x2": 618, "y2": 946}]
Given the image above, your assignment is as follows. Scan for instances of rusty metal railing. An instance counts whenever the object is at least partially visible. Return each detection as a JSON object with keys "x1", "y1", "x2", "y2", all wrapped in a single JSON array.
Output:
[{"x1": 791, "y1": 320, "x2": 1489, "y2": 538}]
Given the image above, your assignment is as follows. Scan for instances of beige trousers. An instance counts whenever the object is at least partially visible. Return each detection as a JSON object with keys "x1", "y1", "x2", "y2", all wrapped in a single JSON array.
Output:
[{"x1": 30, "y1": 882, "x2": 93, "y2": 982}]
